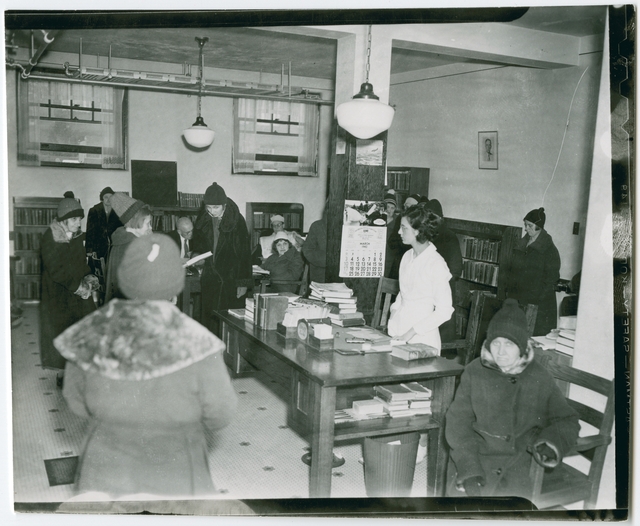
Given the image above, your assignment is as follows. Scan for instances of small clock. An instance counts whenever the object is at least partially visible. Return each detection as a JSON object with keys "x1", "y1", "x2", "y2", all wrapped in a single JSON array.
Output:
[{"x1": 297, "y1": 319, "x2": 311, "y2": 342}]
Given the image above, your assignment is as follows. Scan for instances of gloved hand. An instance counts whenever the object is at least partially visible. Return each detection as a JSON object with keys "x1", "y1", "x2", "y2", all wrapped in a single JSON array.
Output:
[
  {"x1": 532, "y1": 440, "x2": 560, "y2": 468},
  {"x1": 462, "y1": 476, "x2": 485, "y2": 497}
]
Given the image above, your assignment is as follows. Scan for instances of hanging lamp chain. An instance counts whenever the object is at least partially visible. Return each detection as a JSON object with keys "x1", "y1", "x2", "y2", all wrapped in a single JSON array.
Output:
[
  {"x1": 195, "y1": 36, "x2": 209, "y2": 119},
  {"x1": 365, "y1": 25, "x2": 372, "y2": 84}
]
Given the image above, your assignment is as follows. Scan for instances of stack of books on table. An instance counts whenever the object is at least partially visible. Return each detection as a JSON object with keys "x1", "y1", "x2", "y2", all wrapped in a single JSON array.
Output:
[
  {"x1": 373, "y1": 383, "x2": 433, "y2": 417},
  {"x1": 555, "y1": 329, "x2": 575, "y2": 356},
  {"x1": 244, "y1": 297, "x2": 255, "y2": 322},
  {"x1": 309, "y1": 282, "x2": 364, "y2": 325}
]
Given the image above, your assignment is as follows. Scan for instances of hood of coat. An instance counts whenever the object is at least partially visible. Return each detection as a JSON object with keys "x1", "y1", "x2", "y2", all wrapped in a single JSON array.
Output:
[
  {"x1": 516, "y1": 228, "x2": 554, "y2": 253},
  {"x1": 480, "y1": 338, "x2": 536, "y2": 375},
  {"x1": 53, "y1": 299, "x2": 225, "y2": 380},
  {"x1": 49, "y1": 219, "x2": 83, "y2": 244},
  {"x1": 111, "y1": 226, "x2": 137, "y2": 247},
  {"x1": 195, "y1": 197, "x2": 243, "y2": 234}
]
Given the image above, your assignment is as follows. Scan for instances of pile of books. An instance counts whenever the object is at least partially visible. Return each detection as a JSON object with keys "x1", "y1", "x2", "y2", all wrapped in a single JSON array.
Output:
[
  {"x1": 309, "y1": 282, "x2": 364, "y2": 326},
  {"x1": 334, "y1": 399, "x2": 387, "y2": 424},
  {"x1": 244, "y1": 297, "x2": 255, "y2": 322},
  {"x1": 373, "y1": 382, "x2": 433, "y2": 417},
  {"x1": 555, "y1": 329, "x2": 575, "y2": 356}
]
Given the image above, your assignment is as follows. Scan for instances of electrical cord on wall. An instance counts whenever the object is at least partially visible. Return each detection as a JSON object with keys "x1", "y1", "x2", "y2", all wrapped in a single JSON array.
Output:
[{"x1": 541, "y1": 67, "x2": 589, "y2": 207}]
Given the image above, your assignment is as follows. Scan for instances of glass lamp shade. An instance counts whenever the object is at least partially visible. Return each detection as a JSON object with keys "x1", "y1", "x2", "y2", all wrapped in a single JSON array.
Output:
[
  {"x1": 336, "y1": 83, "x2": 395, "y2": 139},
  {"x1": 183, "y1": 116, "x2": 215, "y2": 148}
]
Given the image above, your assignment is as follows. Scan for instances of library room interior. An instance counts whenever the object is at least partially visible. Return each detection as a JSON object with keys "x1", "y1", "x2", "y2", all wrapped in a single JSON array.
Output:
[{"x1": 3, "y1": 5, "x2": 628, "y2": 518}]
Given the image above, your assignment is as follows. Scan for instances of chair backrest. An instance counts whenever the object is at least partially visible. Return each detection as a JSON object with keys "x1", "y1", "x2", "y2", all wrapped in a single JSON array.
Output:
[
  {"x1": 371, "y1": 277, "x2": 400, "y2": 330},
  {"x1": 530, "y1": 361, "x2": 615, "y2": 509}
]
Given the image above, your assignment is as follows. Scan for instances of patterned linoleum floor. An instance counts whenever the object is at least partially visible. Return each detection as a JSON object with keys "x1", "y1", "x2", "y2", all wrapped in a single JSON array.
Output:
[{"x1": 11, "y1": 304, "x2": 427, "y2": 503}]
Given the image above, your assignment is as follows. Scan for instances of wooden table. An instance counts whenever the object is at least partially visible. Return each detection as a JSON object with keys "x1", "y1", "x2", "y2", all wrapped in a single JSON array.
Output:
[{"x1": 214, "y1": 310, "x2": 464, "y2": 498}]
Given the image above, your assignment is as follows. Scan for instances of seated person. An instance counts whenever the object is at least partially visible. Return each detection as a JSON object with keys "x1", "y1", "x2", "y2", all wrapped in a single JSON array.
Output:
[
  {"x1": 445, "y1": 299, "x2": 579, "y2": 499},
  {"x1": 256, "y1": 214, "x2": 302, "y2": 262},
  {"x1": 260, "y1": 232, "x2": 304, "y2": 293},
  {"x1": 167, "y1": 217, "x2": 194, "y2": 264}
]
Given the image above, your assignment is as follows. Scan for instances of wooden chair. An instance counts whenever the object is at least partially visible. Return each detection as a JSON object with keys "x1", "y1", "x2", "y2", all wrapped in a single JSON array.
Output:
[
  {"x1": 371, "y1": 277, "x2": 400, "y2": 330},
  {"x1": 269, "y1": 263, "x2": 310, "y2": 297},
  {"x1": 529, "y1": 361, "x2": 615, "y2": 510}
]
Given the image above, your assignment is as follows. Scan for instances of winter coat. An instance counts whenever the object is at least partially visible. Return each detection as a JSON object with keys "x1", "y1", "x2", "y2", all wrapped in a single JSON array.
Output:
[
  {"x1": 387, "y1": 243, "x2": 453, "y2": 351},
  {"x1": 40, "y1": 220, "x2": 96, "y2": 370},
  {"x1": 55, "y1": 299, "x2": 237, "y2": 498},
  {"x1": 85, "y1": 202, "x2": 123, "y2": 260},
  {"x1": 302, "y1": 217, "x2": 327, "y2": 283},
  {"x1": 445, "y1": 340, "x2": 579, "y2": 499},
  {"x1": 385, "y1": 214, "x2": 403, "y2": 278},
  {"x1": 261, "y1": 247, "x2": 304, "y2": 293},
  {"x1": 191, "y1": 198, "x2": 253, "y2": 328},
  {"x1": 104, "y1": 226, "x2": 137, "y2": 302},
  {"x1": 505, "y1": 229, "x2": 561, "y2": 336}
]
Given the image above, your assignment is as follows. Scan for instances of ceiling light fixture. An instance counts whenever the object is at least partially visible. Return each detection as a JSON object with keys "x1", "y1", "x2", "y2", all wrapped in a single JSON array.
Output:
[
  {"x1": 183, "y1": 37, "x2": 215, "y2": 149},
  {"x1": 336, "y1": 25, "x2": 395, "y2": 140}
]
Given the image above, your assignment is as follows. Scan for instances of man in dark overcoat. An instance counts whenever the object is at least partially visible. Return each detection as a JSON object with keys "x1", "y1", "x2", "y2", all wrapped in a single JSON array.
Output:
[{"x1": 85, "y1": 186, "x2": 123, "y2": 265}]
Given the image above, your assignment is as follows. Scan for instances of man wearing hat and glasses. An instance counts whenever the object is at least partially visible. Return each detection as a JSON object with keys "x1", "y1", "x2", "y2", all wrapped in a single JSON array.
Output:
[{"x1": 191, "y1": 183, "x2": 252, "y2": 334}]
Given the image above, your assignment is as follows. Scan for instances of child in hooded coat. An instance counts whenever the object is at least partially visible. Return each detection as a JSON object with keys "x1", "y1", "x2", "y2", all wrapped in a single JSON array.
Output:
[{"x1": 445, "y1": 299, "x2": 579, "y2": 499}]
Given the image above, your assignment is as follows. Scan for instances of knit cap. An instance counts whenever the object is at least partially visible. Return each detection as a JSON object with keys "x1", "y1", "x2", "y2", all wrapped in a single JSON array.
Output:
[
  {"x1": 203, "y1": 183, "x2": 227, "y2": 205},
  {"x1": 425, "y1": 199, "x2": 444, "y2": 218},
  {"x1": 384, "y1": 190, "x2": 397, "y2": 206},
  {"x1": 524, "y1": 207, "x2": 546, "y2": 229},
  {"x1": 486, "y1": 298, "x2": 530, "y2": 356},
  {"x1": 100, "y1": 186, "x2": 115, "y2": 201},
  {"x1": 57, "y1": 198, "x2": 84, "y2": 221},
  {"x1": 110, "y1": 192, "x2": 145, "y2": 225},
  {"x1": 118, "y1": 233, "x2": 185, "y2": 301}
]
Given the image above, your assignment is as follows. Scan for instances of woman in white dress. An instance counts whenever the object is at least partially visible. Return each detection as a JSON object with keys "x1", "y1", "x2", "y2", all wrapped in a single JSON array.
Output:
[{"x1": 387, "y1": 203, "x2": 454, "y2": 353}]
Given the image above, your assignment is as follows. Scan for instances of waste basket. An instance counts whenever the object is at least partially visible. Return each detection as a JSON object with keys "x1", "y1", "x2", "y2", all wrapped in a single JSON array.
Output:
[{"x1": 363, "y1": 432, "x2": 420, "y2": 497}]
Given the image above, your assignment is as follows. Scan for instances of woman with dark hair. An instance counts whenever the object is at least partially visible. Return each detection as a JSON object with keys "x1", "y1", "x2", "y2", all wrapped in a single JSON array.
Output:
[
  {"x1": 261, "y1": 231, "x2": 304, "y2": 293},
  {"x1": 505, "y1": 207, "x2": 561, "y2": 336},
  {"x1": 387, "y1": 204, "x2": 454, "y2": 352}
]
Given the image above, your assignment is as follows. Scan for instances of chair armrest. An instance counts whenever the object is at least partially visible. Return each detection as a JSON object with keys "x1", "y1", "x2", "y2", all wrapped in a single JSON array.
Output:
[{"x1": 569, "y1": 435, "x2": 612, "y2": 453}]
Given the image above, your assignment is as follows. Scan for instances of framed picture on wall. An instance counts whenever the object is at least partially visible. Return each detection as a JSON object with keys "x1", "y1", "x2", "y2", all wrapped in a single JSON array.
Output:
[{"x1": 478, "y1": 131, "x2": 498, "y2": 169}]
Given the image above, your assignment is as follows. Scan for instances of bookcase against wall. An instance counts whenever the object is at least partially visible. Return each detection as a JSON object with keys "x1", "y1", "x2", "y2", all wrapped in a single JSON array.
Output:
[
  {"x1": 12, "y1": 196, "x2": 64, "y2": 300},
  {"x1": 246, "y1": 202, "x2": 304, "y2": 248},
  {"x1": 444, "y1": 217, "x2": 522, "y2": 338},
  {"x1": 150, "y1": 193, "x2": 204, "y2": 233},
  {"x1": 386, "y1": 166, "x2": 430, "y2": 209}
]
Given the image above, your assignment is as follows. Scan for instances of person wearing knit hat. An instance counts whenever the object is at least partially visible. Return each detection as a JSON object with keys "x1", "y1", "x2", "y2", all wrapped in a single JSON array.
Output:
[
  {"x1": 53, "y1": 234, "x2": 237, "y2": 498},
  {"x1": 505, "y1": 206, "x2": 561, "y2": 336},
  {"x1": 40, "y1": 196, "x2": 97, "y2": 384},
  {"x1": 86, "y1": 187, "x2": 123, "y2": 285},
  {"x1": 104, "y1": 193, "x2": 153, "y2": 302},
  {"x1": 191, "y1": 183, "x2": 252, "y2": 333},
  {"x1": 445, "y1": 297, "x2": 579, "y2": 500},
  {"x1": 403, "y1": 194, "x2": 421, "y2": 210}
]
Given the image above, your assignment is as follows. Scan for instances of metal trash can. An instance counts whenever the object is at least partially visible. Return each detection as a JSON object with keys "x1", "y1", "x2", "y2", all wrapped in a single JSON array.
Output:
[{"x1": 363, "y1": 432, "x2": 420, "y2": 497}]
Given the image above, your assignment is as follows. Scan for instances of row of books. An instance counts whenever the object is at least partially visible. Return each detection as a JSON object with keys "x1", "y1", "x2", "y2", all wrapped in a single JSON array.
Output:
[
  {"x1": 14, "y1": 231, "x2": 44, "y2": 251},
  {"x1": 459, "y1": 235, "x2": 501, "y2": 263},
  {"x1": 461, "y1": 259, "x2": 499, "y2": 287},
  {"x1": 386, "y1": 170, "x2": 412, "y2": 191},
  {"x1": 13, "y1": 255, "x2": 40, "y2": 275},
  {"x1": 252, "y1": 212, "x2": 302, "y2": 230},
  {"x1": 178, "y1": 192, "x2": 204, "y2": 209},
  {"x1": 152, "y1": 213, "x2": 197, "y2": 232},
  {"x1": 555, "y1": 329, "x2": 575, "y2": 356},
  {"x1": 14, "y1": 207, "x2": 58, "y2": 226},
  {"x1": 13, "y1": 280, "x2": 40, "y2": 300}
]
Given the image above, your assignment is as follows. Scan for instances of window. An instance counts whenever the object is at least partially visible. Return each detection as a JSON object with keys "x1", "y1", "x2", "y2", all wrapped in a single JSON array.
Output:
[
  {"x1": 233, "y1": 98, "x2": 319, "y2": 176},
  {"x1": 17, "y1": 76, "x2": 127, "y2": 169}
]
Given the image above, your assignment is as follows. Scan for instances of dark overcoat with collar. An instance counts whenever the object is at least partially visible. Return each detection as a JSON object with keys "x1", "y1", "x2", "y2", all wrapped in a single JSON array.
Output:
[
  {"x1": 505, "y1": 229, "x2": 561, "y2": 335},
  {"x1": 85, "y1": 202, "x2": 123, "y2": 260}
]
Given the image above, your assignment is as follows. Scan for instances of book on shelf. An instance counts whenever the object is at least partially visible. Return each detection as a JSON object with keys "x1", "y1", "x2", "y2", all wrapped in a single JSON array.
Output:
[
  {"x1": 328, "y1": 311, "x2": 364, "y2": 320},
  {"x1": 409, "y1": 399, "x2": 432, "y2": 410},
  {"x1": 373, "y1": 383, "x2": 416, "y2": 403},
  {"x1": 558, "y1": 329, "x2": 576, "y2": 340},
  {"x1": 334, "y1": 408, "x2": 387, "y2": 424},
  {"x1": 391, "y1": 343, "x2": 439, "y2": 361},
  {"x1": 228, "y1": 308, "x2": 246, "y2": 319},
  {"x1": 400, "y1": 382, "x2": 433, "y2": 400},
  {"x1": 331, "y1": 317, "x2": 366, "y2": 327},
  {"x1": 555, "y1": 342, "x2": 574, "y2": 356},
  {"x1": 352, "y1": 399, "x2": 385, "y2": 415},
  {"x1": 309, "y1": 282, "x2": 353, "y2": 296},
  {"x1": 323, "y1": 296, "x2": 357, "y2": 304}
]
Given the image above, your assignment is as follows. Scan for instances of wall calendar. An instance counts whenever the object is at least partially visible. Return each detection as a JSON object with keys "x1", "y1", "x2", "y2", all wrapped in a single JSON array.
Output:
[{"x1": 339, "y1": 200, "x2": 387, "y2": 278}]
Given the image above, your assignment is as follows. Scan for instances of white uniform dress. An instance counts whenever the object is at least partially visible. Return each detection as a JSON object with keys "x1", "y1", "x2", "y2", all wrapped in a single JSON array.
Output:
[{"x1": 387, "y1": 243, "x2": 454, "y2": 352}]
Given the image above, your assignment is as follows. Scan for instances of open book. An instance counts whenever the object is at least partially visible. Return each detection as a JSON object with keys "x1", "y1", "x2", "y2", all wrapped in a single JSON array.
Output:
[{"x1": 183, "y1": 251, "x2": 212, "y2": 268}]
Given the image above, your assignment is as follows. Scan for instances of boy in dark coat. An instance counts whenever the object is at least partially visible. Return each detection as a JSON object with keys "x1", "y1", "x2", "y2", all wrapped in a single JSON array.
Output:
[
  {"x1": 505, "y1": 207, "x2": 561, "y2": 336},
  {"x1": 40, "y1": 197, "x2": 98, "y2": 378},
  {"x1": 445, "y1": 299, "x2": 579, "y2": 499},
  {"x1": 191, "y1": 183, "x2": 253, "y2": 333}
]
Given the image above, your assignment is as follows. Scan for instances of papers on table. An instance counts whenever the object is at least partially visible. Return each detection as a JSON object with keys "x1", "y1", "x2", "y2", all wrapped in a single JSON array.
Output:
[
  {"x1": 253, "y1": 265, "x2": 270, "y2": 275},
  {"x1": 183, "y1": 251, "x2": 212, "y2": 268}
]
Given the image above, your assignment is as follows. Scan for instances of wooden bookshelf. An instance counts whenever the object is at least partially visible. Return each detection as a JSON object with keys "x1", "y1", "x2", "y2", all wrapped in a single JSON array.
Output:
[
  {"x1": 246, "y1": 202, "x2": 304, "y2": 249},
  {"x1": 386, "y1": 166, "x2": 430, "y2": 209},
  {"x1": 150, "y1": 192, "x2": 204, "y2": 233},
  {"x1": 444, "y1": 217, "x2": 521, "y2": 338},
  {"x1": 12, "y1": 196, "x2": 64, "y2": 300}
]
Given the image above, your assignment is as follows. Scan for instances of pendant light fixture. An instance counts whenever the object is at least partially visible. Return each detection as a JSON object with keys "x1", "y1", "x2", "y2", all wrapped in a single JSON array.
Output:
[
  {"x1": 336, "y1": 25, "x2": 395, "y2": 140},
  {"x1": 183, "y1": 37, "x2": 215, "y2": 148}
]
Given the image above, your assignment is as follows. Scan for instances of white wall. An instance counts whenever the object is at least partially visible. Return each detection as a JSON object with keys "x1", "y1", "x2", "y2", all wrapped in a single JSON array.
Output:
[{"x1": 387, "y1": 52, "x2": 602, "y2": 281}]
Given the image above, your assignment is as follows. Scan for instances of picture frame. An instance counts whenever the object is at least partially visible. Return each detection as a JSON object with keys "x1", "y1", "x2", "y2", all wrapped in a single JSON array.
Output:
[{"x1": 478, "y1": 131, "x2": 498, "y2": 169}]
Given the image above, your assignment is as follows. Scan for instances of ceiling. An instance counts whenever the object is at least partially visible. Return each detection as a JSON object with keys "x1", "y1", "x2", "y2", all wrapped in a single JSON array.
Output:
[{"x1": 5, "y1": 6, "x2": 607, "y2": 82}]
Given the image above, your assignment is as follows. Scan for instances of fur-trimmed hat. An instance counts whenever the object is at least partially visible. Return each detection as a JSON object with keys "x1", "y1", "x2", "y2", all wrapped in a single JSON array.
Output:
[
  {"x1": 110, "y1": 192, "x2": 145, "y2": 225},
  {"x1": 486, "y1": 298, "x2": 530, "y2": 356},
  {"x1": 203, "y1": 183, "x2": 227, "y2": 205},
  {"x1": 118, "y1": 233, "x2": 185, "y2": 301},
  {"x1": 100, "y1": 186, "x2": 115, "y2": 201},
  {"x1": 57, "y1": 198, "x2": 84, "y2": 221},
  {"x1": 524, "y1": 207, "x2": 546, "y2": 229}
]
